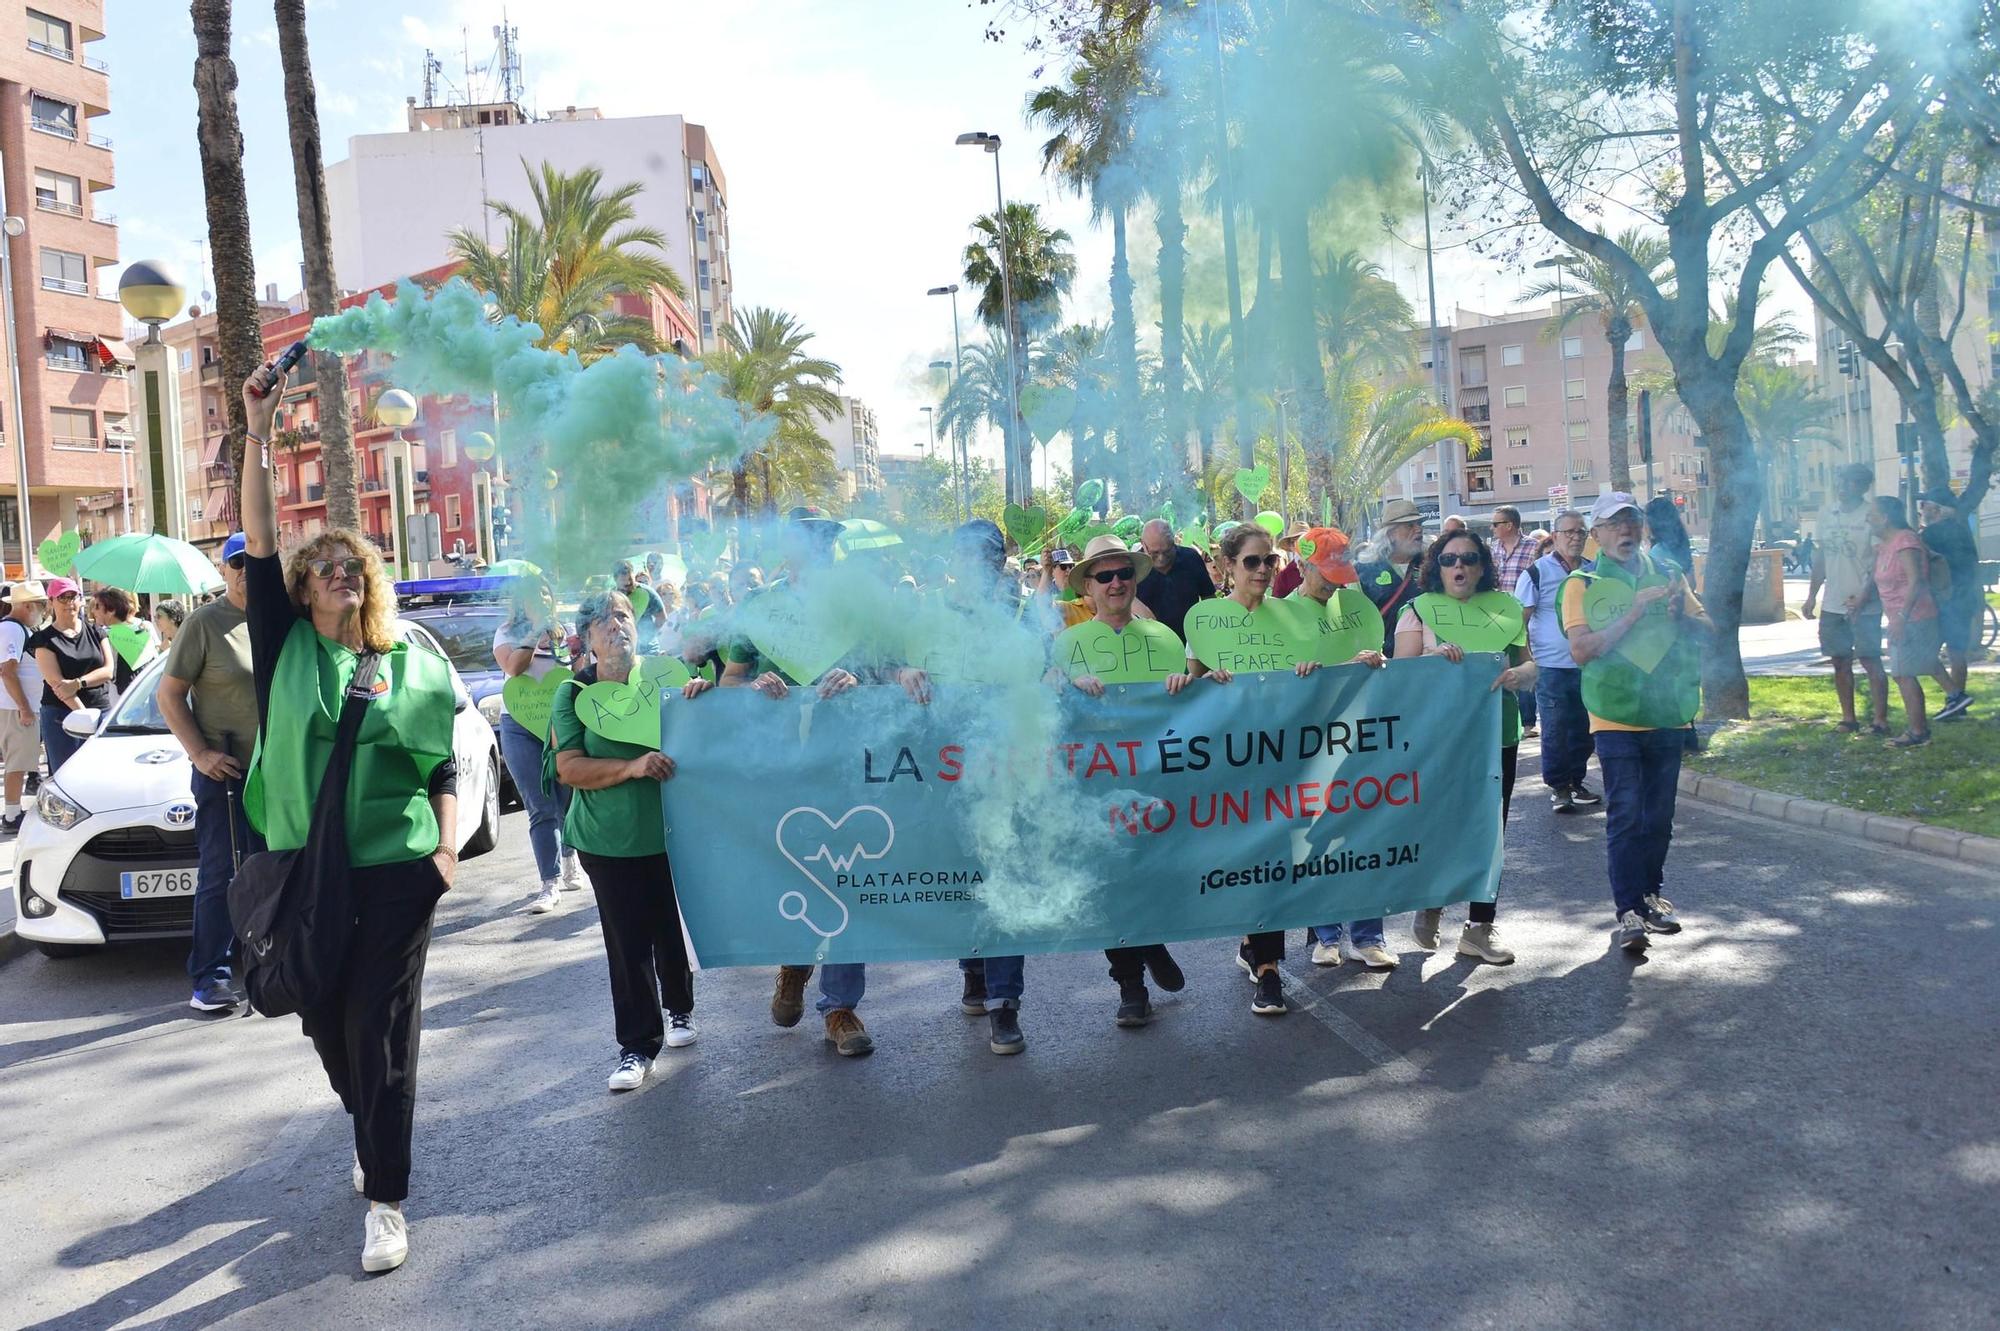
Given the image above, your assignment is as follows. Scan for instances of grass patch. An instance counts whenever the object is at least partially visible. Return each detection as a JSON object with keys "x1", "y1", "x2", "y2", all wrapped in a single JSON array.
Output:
[{"x1": 1692, "y1": 676, "x2": 1999, "y2": 837}]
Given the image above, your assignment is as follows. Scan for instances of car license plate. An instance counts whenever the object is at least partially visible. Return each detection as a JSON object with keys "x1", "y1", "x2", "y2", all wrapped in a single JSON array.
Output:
[{"x1": 119, "y1": 868, "x2": 197, "y2": 899}]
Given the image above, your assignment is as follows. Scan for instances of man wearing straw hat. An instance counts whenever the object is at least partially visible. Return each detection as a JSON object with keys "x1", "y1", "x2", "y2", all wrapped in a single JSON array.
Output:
[{"x1": 0, "y1": 579, "x2": 48, "y2": 834}]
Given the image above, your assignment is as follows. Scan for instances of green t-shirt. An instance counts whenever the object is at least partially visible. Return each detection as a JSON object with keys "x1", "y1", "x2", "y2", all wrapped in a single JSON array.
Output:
[
  {"x1": 163, "y1": 597, "x2": 258, "y2": 756},
  {"x1": 549, "y1": 667, "x2": 666, "y2": 858}
]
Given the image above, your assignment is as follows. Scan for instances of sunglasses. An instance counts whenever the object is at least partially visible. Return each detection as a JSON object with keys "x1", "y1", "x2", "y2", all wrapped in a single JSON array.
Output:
[
  {"x1": 1238, "y1": 554, "x2": 1279, "y2": 571},
  {"x1": 1555, "y1": 528, "x2": 1586, "y2": 538},
  {"x1": 55, "y1": 591, "x2": 79, "y2": 602},
  {"x1": 1053, "y1": 560, "x2": 1074, "y2": 570},
  {"x1": 225, "y1": 554, "x2": 247, "y2": 570},
  {"x1": 308, "y1": 556, "x2": 367, "y2": 580},
  {"x1": 1091, "y1": 566, "x2": 1137, "y2": 585},
  {"x1": 1436, "y1": 551, "x2": 1484, "y2": 568}
]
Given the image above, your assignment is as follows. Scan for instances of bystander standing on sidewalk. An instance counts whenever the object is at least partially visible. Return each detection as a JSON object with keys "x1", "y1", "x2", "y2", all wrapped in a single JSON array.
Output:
[
  {"x1": 1869, "y1": 497, "x2": 1940, "y2": 748},
  {"x1": 1517, "y1": 509, "x2": 1599, "y2": 813},
  {"x1": 0, "y1": 581, "x2": 46, "y2": 833},
  {"x1": 1917, "y1": 488, "x2": 1977, "y2": 721},
  {"x1": 1804, "y1": 464, "x2": 1890, "y2": 735}
]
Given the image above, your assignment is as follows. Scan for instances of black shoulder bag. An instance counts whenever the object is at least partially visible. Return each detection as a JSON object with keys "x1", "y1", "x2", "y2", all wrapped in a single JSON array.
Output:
[{"x1": 228, "y1": 651, "x2": 380, "y2": 1018}]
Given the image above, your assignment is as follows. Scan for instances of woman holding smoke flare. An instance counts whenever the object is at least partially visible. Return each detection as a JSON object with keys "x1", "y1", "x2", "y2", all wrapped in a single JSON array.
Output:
[
  {"x1": 493, "y1": 575, "x2": 585, "y2": 914},
  {"x1": 239, "y1": 363, "x2": 460, "y2": 1276},
  {"x1": 550, "y1": 588, "x2": 710, "y2": 1093},
  {"x1": 1393, "y1": 526, "x2": 1534, "y2": 964},
  {"x1": 1184, "y1": 523, "x2": 1385, "y2": 1015}
]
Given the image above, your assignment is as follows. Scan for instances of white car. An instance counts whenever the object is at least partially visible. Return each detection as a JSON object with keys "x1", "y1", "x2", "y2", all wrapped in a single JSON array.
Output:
[{"x1": 12, "y1": 625, "x2": 502, "y2": 959}]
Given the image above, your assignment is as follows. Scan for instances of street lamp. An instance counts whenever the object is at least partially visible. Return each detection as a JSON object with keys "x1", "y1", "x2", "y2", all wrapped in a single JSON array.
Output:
[
  {"x1": 1535, "y1": 254, "x2": 1582, "y2": 513},
  {"x1": 927, "y1": 285, "x2": 970, "y2": 517},
  {"x1": 955, "y1": 131, "x2": 1023, "y2": 504},
  {"x1": 919, "y1": 406, "x2": 935, "y2": 457},
  {"x1": 375, "y1": 387, "x2": 419, "y2": 577},
  {"x1": 0, "y1": 206, "x2": 28, "y2": 573},
  {"x1": 117, "y1": 259, "x2": 189, "y2": 541}
]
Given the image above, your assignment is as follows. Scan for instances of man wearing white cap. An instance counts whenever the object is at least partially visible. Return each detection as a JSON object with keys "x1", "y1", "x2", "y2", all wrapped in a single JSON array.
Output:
[{"x1": 1561, "y1": 492, "x2": 1712, "y2": 955}]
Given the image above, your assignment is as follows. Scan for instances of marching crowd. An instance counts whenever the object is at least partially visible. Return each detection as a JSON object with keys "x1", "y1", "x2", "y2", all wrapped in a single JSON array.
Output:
[{"x1": 103, "y1": 366, "x2": 1719, "y2": 1275}]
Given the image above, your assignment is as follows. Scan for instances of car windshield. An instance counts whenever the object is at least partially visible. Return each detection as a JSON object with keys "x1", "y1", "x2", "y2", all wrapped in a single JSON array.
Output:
[
  {"x1": 103, "y1": 661, "x2": 171, "y2": 734},
  {"x1": 406, "y1": 610, "x2": 504, "y2": 673}
]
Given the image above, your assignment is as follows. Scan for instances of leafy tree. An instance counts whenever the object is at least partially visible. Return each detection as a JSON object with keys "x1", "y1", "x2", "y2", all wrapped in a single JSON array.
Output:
[
  {"x1": 700, "y1": 307, "x2": 843, "y2": 516},
  {"x1": 1033, "y1": 323, "x2": 1115, "y2": 506},
  {"x1": 1182, "y1": 320, "x2": 1233, "y2": 515},
  {"x1": 1736, "y1": 360, "x2": 1834, "y2": 540},
  {"x1": 962, "y1": 202, "x2": 1077, "y2": 500},
  {"x1": 1323, "y1": 375, "x2": 1482, "y2": 533}
]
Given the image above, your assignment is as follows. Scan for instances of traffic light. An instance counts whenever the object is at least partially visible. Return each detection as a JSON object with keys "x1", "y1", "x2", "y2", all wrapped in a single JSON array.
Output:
[
  {"x1": 1837, "y1": 343, "x2": 1859, "y2": 377},
  {"x1": 1895, "y1": 422, "x2": 1918, "y2": 457},
  {"x1": 1673, "y1": 493, "x2": 1687, "y2": 509}
]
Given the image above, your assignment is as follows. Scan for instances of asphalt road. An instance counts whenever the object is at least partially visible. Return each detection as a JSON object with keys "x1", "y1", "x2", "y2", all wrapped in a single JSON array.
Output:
[{"x1": 2, "y1": 749, "x2": 1996, "y2": 1330}]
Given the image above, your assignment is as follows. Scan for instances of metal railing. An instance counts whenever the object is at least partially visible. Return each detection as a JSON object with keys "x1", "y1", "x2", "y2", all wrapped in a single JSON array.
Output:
[
  {"x1": 42, "y1": 275, "x2": 88, "y2": 296},
  {"x1": 30, "y1": 117, "x2": 77, "y2": 140},
  {"x1": 45, "y1": 352, "x2": 89, "y2": 372},
  {"x1": 83, "y1": 54, "x2": 107, "y2": 73},
  {"x1": 34, "y1": 197, "x2": 82, "y2": 217},
  {"x1": 27, "y1": 38, "x2": 72, "y2": 60},
  {"x1": 51, "y1": 434, "x2": 98, "y2": 451},
  {"x1": 87, "y1": 131, "x2": 111, "y2": 150}
]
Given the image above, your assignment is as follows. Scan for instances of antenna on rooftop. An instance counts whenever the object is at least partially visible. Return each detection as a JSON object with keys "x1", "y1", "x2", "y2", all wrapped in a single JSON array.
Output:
[{"x1": 421, "y1": 49, "x2": 441, "y2": 107}]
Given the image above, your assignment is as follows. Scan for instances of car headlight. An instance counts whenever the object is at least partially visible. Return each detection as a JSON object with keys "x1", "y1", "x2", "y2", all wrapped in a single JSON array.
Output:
[
  {"x1": 478, "y1": 694, "x2": 504, "y2": 725},
  {"x1": 36, "y1": 781, "x2": 88, "y2": 831}
]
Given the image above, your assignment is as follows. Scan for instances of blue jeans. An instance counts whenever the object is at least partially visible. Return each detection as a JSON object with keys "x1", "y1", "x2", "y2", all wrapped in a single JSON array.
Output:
[
  {"x1": 816, "y1": 963, "x2": 866, "y2": 1014},
  {"x1": 1595, "y1": 728, "x2": 1684, "y2": 917},
  {"x1": 1516, "y1": 686, "x2": 1538, "y2": 730},
  {"x1": 40, "y1": 705, "x2": 84, "y2": 777},
  {"x1": 1312, "y1": 919, "x2": 1385, "y2": 948},
  {"x1": 958, "y1": 956, "x2": 1026, "y2": 1008},
  {"x1": 1535, "y1": 667, "x2": 1595, "y2": 790},
  {"x1": 187, "y1": 768, "x2": 262, "y2": 984},
  {"x1": 499, "y1": 715, "x2": 569, "y2": 881}
]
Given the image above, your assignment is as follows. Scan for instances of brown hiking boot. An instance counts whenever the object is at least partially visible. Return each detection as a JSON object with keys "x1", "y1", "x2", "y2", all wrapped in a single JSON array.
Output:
[
  {"x1": 771, "y1": 965, "x2": 813, "y2": 1028},
  {"x1": 823, "y1": 1008, "x2": 874, "y2": 1056}
]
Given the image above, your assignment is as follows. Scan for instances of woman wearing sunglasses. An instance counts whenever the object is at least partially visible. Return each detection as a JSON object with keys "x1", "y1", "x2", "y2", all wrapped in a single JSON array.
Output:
[
  {"x1": 29, "y1": 575, "x2": 113, "y2": 775},
  {"x1": 239, "y1": 365, "x2": 460, "y2": 1275},
  {"x1": 1393, "y1": 527, "x2": 1534, "y2": 964}
]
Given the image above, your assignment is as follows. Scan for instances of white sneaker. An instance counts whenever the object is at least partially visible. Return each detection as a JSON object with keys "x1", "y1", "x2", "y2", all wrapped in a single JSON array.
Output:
[
  {"x1": 361, "y1": 1203, "x2": 408, "y2": 1273},
  {"x1": 1412, "y1": 908, "x2": 1443, "y2": 950},
  {"x1": 607, "y1": 1052, "x2": 651, "y2": 1092},
  {"x1": 528, "y1": 881, "x2": 562, "y2": 914},
  {"x1": 1341, "y1": 939, "x2": 1399, "y2": 970},
  {"x1": 561, "y1": 855, "x2": 587, "y2": 892},
  {"x1": 352, "y1": 1152, "x2": 365, "y2": 1195},
  {"x1": 1457, "y1": 922, "x2": 1515, "y2": 964},
  {"x1": 664, "y1": 1012, "x2": 697, "y2": 1048},
  {"x1": 1310, "y1": 941, "x2": 1342, "y2": 967}
]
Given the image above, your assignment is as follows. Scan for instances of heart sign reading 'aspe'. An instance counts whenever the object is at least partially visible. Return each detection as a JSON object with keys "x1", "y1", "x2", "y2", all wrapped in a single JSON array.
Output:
[{"x1": 576, "y1": 657, "x2": 694, "y2": 748}]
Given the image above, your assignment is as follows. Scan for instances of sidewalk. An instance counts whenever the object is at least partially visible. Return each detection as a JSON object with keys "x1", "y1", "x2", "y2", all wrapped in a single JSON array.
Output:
[{"x1": 1743, "y1": 577, "x2": 1996, "y2": 677}]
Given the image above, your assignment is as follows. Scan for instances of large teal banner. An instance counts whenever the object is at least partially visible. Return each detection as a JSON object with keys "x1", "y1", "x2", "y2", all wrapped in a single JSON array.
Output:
[{"x1": 659, "y1": 657, "x2": 1502, "y2": 968}]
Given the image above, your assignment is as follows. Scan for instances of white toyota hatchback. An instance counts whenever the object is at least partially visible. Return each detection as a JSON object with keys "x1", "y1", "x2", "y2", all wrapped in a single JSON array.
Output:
[{"x1": 13, "y1": 624, "x2": 502, "y2": 958}]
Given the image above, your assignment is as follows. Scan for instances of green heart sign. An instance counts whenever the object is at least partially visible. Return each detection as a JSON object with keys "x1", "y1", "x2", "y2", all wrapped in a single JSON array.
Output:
[
  {"x1": 737, "y1": 588, "x2": 856, "y2": 686},
  {"x1": 687, "y1": 529, "x2": 728, "y2": 566},
  {"x1": 1580, "y1": 577, "x2": 1678, "y2": 674},
  {"x1": 628, "y1": 583, "x2": 654, "y2": 617},
  {"x1": 38, "y1": 531, "x2": 80, "y2": 578},
  {"x1": 502, "y1": 666, "x2": 573, "y2": 740},
  {"x1": 1075, "y1": 479, "x2": 1105, "y2": 510},
  {"x1": 1414, "y1": 590, "x2": 1526, "y2": 654},
  {"x1": 1112, "y1": 515, "x2": 1142, "y2": 540},
  {"x1": 1181, "y1": 526, "x2": 1210, "y2": 552},
  {"x1": 576, "y1": 657, "x2": 693, "y2": 748},
  {"x1": 1054, "y1": 619, "x2": 1186, "y2": 683},
  {"x1": 1184, "y1": 597, "x2": 1305, "y2": 674},
  {"x1": 1056, "y1": 507, "x2": 1089, "y2": 538},
  {"x1": 106, "y1": 623, "x2": 151, "y2": 669},
  {"x1": 1232, "y1": 465, "x2": 1271, "y2": 506},
  {"x1": 1003, "y1": 503, "x2": 1049, "y2": 551},
  {"x1": 1290, "y1": 587, "x2": 1385, "y2": 664},
  {"x1": 1021, "y1": 383, "x2": 1077, "y2": 445}
]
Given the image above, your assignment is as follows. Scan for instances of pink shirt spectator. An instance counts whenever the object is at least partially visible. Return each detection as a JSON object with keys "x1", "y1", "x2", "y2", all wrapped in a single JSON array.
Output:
[{"x1": 1872, "y1": 529, "x2": 1935, "y2": 624}]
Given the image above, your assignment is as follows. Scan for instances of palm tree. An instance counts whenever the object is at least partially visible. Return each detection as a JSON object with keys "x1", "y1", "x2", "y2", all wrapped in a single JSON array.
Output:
[
  {"x1": 1523, "y1": 228, "x2": 1670, "y2": 491},
  {"x1": 1033, "y1": 324, "x2": 1113, "y2": 507},
  {"x1": 701, "y1": 307, "x2": 843, "y2": 516},
  {"x1": 938, "y1": 333, "x2": 1016, "y2": 474},
  {"x1": 449, "y1": 162, "x2": 688, "y2": 361},
  {"x1": 1029, "y1": 27, "x2": 1145, "y2": 496},
  {"x1": 1323, "y1": 379, "x2": 1483, "y2": 533},
  {"x1": 274, "y1": 0, "x2": 358, "y2": 529},
  {"x1": 962, "y1": 202, "x2": 1077, "y2": 502},
  {"x1": 1183, "y1": 321, "x2": 1233, "y2": 516},
  {"x1": 192, "y1": 0, "x2": 266, "y2": 524},
  {"x1": 1737, "y1": 360, "x2": 1835, "y2": 541},
  {"x1": 1315, "y1": 252, "x2": 1415, "y2": 376}
]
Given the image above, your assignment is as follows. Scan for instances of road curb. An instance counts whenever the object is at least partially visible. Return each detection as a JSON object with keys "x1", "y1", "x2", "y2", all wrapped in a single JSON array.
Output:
[
  {"x1": 0, "y1": 922, "x2": 27, "y2": 966},
  {"x1": 1679, "y1": 770, "x2": 2000, "y2": 868}
]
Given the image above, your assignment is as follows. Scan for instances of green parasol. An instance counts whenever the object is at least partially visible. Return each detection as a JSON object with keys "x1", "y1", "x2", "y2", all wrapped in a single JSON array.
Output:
[{"x1": 73, "y1": 533, "x2": 224, "y2": 595}]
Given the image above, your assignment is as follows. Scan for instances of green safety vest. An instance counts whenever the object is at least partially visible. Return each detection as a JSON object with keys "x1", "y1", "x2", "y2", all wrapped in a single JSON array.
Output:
[
  {"x1": 1410, "y1": 591, "x2": 1527, "y2": 746},
  {"x1": 1563, "y1": 553, "x2": 1701, "y2": 730},
  {"x1": 245, "y1": 622, "x2": 457, "y2": 867}
]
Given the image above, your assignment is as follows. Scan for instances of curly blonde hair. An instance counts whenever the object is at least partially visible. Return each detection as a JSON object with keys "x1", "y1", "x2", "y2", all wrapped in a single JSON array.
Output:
[{"x1": 284, "y1": 527, "x2": 398, "y2": 653}]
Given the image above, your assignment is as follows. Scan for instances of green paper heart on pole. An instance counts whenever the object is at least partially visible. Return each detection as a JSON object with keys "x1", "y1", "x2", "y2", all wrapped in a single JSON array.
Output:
[
  {"x1": 737, "y1": 590, "x2": 855, "y2": 686},
  {"x1": 628, "y1": 583, "x2": 653, "y2": 617},
  {"x1": 502, "y1": 667, "x2": 573, "y2": 740},
  {"x1": 1181, "y1": 526, "x2": 1209, "y2": 552},
  {"x1": 1297, "y1": 587, "x2": 1386, "y2": 664},
  {"x1": 1021, "y1": 383, "x2": 1076, "y2": 445},
  {"x1": 1580, "y1": 577, "x2": 1677, "y2": 673},
  {"x1": 106, "y1": 622, "x2": 151, "y2": 668},
  {"x1": 1075, "y1": 478, "x2": 1105, "y2": 510},
  {"x1": 1003, "y1": 503, "x2": 1049, "y2": 550},
  {"x1": 38, "y1": 531, "x2": 81, "y2": 578},
  {"x1": 1232, "y1": 465, "x2": 1271, "y2": 506},
  {"x1": 1254, "y1": 510, "x2": 1283, "y2": 537},
  {"x1": 1112, "y1": 515, "x2": 1142, "y2": 540}
]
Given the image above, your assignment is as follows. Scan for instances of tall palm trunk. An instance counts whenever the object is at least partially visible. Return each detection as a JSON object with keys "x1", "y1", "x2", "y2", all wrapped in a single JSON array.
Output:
[
  {"x1": 1108, "y1": 204, "x2": 1144, "y2": 506},
  {"x1": 1276, "y1": 207, "x2": 1330, "y2": 517},
  {"x1": 274, "y1": 0, "x2": 358, "y2": 530},
  {"x1": 192, "y1": 0, "x2": 265, "y2": 525},
  {"x1": 1605, "y1": 313, "x2": 1634, "y2": 491},
  {"x1": 1006, "y1": 305, "x2": 1031, "y2": 504},
  {"x1": 1156, "y1": 189, "x2": 1187, "y2": 482}
]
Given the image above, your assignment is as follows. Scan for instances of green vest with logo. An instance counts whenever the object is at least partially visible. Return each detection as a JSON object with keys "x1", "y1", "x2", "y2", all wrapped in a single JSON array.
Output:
[
  {"x1": 245, "y1": 622, "x2": 457, "y2": 866},
  {"x1": 1563, "y1": 553, "x2": 1701, "y2": 730}
]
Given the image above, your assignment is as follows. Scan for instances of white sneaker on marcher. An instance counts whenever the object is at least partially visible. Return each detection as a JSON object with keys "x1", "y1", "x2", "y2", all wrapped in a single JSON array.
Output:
[
  {"x1": 607, "y1": 1052, "x2": 651, "y2": 1092},
  {"x1": 1310, "y1": 941, "x2": 1342, "y2": 967},
  {"x1": 1457, "y1": 922, "x2": 1515, "y2": 964},
  {"x1": 561, "y1": 855, "x2": 587, "y2": 892},
  {"x1": 528, "y1": 881, "x2": 561, "y2": 914},
  {"x1": 1341, "y1": 939, "x2": 1399, "y2": 970},
  {"x1": 664, "y1": 1012, "x2": 697, "y2": 1048},
  {"x1": 361, "y1": 1203, "x2": 407, "y2": 1273},
  {"x1": 352, "y1": 1152, "x2": 365, "y2": 1195},
  {"x1": 1413, "y1": 908, "x2": 1443, "y2": 950}
]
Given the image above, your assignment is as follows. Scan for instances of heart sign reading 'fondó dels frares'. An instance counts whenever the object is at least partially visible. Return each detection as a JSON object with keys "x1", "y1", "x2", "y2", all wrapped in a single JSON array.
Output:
[
  {"x1": 577, "y1": 657, "x2": 695, "y2": 748},
  {"x1": 38, "y1": 531, "x2": 81, "y2": 578},
  {"x1": 1184, "y1": 598, "x2": 1305, "y2": 674},
  {"x1": 1579, "y1": 577, "x2": 1678, "y2": 674},
  {"x1": 502, "y1": 667, "x2": 573, "y2": 740},
  {"x1": 1232, "y1": 464, "x2": 1271, "y2": 506}
]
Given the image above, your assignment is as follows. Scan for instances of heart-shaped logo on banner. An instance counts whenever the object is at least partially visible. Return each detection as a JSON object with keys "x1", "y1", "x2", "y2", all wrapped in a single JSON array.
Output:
[
  {"x1": 773, "y1": 805, "x2": 896, "y2": 941},
  {"x1": 501, "y1": 667, "x2": 573, "y2": 741}
]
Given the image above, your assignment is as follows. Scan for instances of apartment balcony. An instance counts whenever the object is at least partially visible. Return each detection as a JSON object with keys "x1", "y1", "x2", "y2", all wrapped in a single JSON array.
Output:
[
  {"x1": 1462, "y1": 404, "x2": 1491, "y2": 424},
  {"x1": 87, "y1": 130, "x2": 112, "y2": 150},
  {"x1": 199, "y1": 361, "x2": 221, "y2": 384},
  {"x1": 34, "y1": 197, "x2": 82, "y2": 219},
  {"x1": 30, "y1": 115, "x2": 76, "y2": 141},
  {"x1": 362, "y1": 478, "x2": 386, "y2": 493}
]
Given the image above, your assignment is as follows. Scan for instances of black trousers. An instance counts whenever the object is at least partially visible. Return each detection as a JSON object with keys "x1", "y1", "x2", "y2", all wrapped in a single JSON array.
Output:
[
  {"x1": 1104, "y1": 943, "x2": 1172, "y2": 986},
  {"x1": 299, "y1": 857, "x2": 446, "y2": 1205},
  {"x1": 578, "y1": 851, "x2": 694, "y2": 1060},
  {"x1": 1245, "y1": 931, "x2": 1285, "y2": 966}
]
